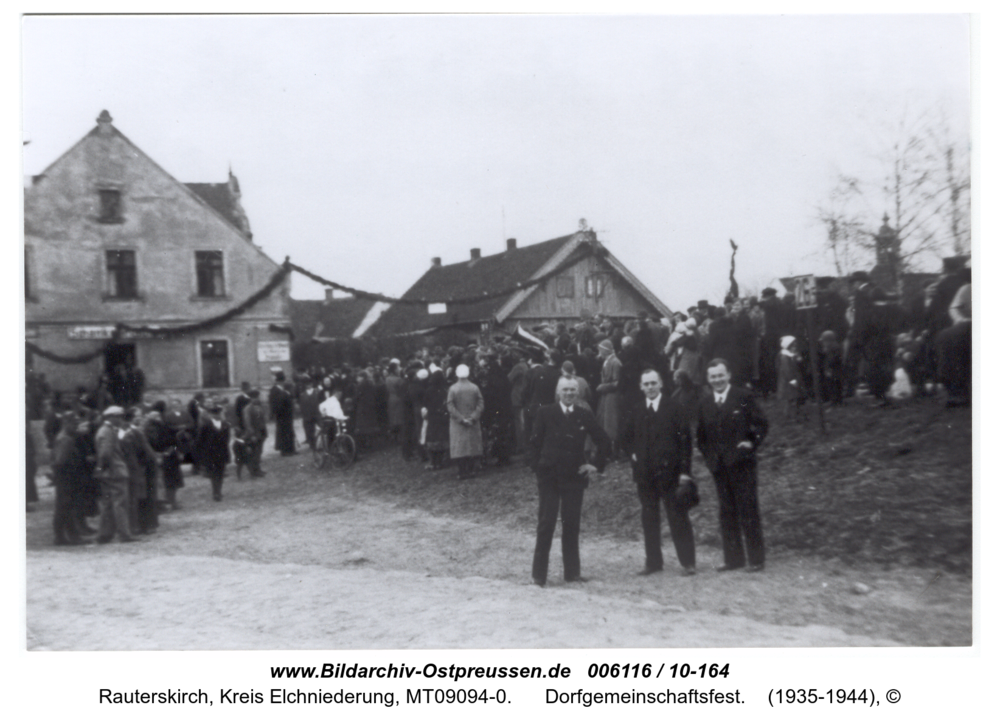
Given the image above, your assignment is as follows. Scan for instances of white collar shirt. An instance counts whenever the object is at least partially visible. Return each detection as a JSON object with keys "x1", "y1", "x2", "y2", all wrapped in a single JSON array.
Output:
[
  {"x1": 647, "y1": 394, "x2": 661, "y2": 412},
  {"x1": 714, "y1": 385, "x2": 731, "y2": 406}
]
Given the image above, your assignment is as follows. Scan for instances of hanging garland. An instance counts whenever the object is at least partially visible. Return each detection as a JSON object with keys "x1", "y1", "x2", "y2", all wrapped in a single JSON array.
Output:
[
  {"x1": 118, "y1": 261, "x2": 291, "y2": 337},
  {"x1": 25, "y1": 340, "x2": 111, "y2": 365},
  {"x1": 25, "y1": 240, "x2": 608, "y2": 364}
]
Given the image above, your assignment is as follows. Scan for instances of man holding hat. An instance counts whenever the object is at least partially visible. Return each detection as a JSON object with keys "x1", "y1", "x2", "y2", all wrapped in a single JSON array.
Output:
[{"x1": 95, "y1": 406, "x2": 139, "y2": 543}]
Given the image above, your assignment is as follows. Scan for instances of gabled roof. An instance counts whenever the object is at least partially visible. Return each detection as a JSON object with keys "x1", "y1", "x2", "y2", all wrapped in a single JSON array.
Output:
[
  {"x1": 289, "y1": 297, "x2": 379, "y2": 341},
  {"x1": 366, "y1": 234, "x2": 574, "y2": 337},
  {"x1": 30, "y1": 111, "x2": 275, "y2": 269},
  {"x1": 365, "y1": 231, "x2": 672, "y2": 338}
]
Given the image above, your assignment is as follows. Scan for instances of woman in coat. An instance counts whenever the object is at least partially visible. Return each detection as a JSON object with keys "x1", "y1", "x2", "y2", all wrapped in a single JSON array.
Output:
[
  {"x1": 384, "y1": 363, "x2": 407, "y2": 441},
  {"x1": 595, "y1": 339, "x2": 623, "y2": 454},
  {"x1": 446, "y1": 364, "x2": 484, "y2": 480},
  {"x1": 423, "y1": 369, "x2": 450, "y2": 470}
]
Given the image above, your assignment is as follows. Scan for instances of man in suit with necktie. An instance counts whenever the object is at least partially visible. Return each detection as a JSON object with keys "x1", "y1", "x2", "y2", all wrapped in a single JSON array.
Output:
[
  {"x1": 696, "y1": 358, "x2": 769, "y2": 572},
  {"x1": 528, "y1": 377, "x2": 612, "y2": 587},
  {"x1": 621, "y1": 369, "x2": 696, "y2": 576}
]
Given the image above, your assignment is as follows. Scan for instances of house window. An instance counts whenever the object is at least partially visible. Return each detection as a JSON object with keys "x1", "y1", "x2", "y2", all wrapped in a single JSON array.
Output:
[
  {"x1": 428, "y1": 302, "x2": 447, "y2": 314},
  {"x1": 106, "y1": 250, "x2": 138, "y2": 298},
  {"x1": 195, "y1": 251, "x2": 226, "y2": 297},
  {"x1": 98, "y1": 189, "x2": 123, "y2": 223},
  {"x1": 556, "y1": 276, "x2": 575, "y2": 298},
  {"x1": 585, "y1": 273, "x2": 609, "y2": 299},
  {"x1": 200, "y1": 340, "x2": 230, "y2": 388}
]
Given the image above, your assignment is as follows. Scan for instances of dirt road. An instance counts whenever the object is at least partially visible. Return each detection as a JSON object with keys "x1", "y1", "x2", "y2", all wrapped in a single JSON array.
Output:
[{"x1": 25, "y1": 442, "x2": 969, "y2": 650}]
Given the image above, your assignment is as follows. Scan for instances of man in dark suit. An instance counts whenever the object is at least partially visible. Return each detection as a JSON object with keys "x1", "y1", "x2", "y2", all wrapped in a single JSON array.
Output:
[
  {"x1": 696, "y1": 358, "x2": 769, "y2": 572},
  {"x1": 621, "y1": 369, "x2": 696, "y2": 576},
  {"x1": 528, "y1": 377, "x2": 612, "y2": 587},
  {"x1": 523, "y1": 350, "x2": 562, "y2": 445}
]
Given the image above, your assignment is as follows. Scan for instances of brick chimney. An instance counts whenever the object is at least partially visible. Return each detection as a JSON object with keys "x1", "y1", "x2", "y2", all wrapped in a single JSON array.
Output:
[
  {"x1": 506, "y1": 238, "x2": 517, "y2": 251},
  {"x1": 431, "y1": 257, "x2": 442, "y2": 268},
  {"x1": 324, "y1": 288, "x2": 334, "y2": 303},
  {"x1": 470, "y1": 248, "x2": 481, "y2": 260}
]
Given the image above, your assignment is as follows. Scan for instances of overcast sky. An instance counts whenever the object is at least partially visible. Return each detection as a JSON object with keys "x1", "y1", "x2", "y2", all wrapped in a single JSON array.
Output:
[{"x1": 21, "y1": 14, "x2": 971, "y2": 312}]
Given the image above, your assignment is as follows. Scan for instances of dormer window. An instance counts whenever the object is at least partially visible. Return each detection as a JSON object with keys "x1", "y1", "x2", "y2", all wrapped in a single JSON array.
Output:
[{"x1": 98, "y1": 189, "x2": 123, "y2": 223}]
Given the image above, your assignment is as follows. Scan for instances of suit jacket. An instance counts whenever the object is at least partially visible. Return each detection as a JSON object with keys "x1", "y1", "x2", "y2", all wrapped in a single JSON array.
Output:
[
  {"x1": 94, "y1": 422, "x2": 128, "y2": 480},
  {"x1": 525, "y1": 364, "x2": 561, "y2": 412},
  {"x1": 620, "y1": 396, "x2": 692, "y2": 485},
  {"x1": 529, "y1": 403, "x2": 612, "y2": 479},
  {"x1": 196, "y1": 419, "x2": 232, "y2": 469},
  {"x1": 242, "y1": 401, "x2": 268, "y2": 441},
  {"x1": 696, "y1": 385, "x2": 768, "y2": 473}
]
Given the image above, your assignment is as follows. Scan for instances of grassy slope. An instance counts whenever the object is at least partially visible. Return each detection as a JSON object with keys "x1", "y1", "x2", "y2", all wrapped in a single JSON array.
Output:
[{"x1": 343, "y1": 396, "x2": 972, "y2": 574}]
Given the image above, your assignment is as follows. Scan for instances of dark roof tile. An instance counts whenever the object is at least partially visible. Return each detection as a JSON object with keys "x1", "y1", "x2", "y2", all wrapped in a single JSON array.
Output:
[
  {"x1": 368, "y1": 235, "x2": 574, "y2": 336},
  {"x1": 289, "y1": 297, "x2": 378, "y2": 340}
]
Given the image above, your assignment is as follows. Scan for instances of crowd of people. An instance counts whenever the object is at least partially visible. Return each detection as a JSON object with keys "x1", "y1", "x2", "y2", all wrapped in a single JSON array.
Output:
[{"x1": 27, "y1": 258, "x2": 971, "y2": 564}]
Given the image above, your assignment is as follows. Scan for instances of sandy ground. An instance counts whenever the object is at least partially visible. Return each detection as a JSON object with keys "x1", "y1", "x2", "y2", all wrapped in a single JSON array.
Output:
[{"x1": 25, "y1": 427, "x2": 970, "y2": 650}]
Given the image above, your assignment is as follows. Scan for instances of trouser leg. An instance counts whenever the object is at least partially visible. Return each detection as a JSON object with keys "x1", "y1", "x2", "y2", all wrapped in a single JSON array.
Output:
[
  {"x1": 663, "y1": 491, "x2": 696, "y2": 569},
  {"x1": 637, "y1": 480, "x2": 664, "y2": 571},
  {"x1": 53, "y1": 481, "x2": 78, "y2": 543},
  {"x1": 128, "y1": 481, "x2": 141, "y2": 535},
  {"x1": 532, "y1": 474, "x2": 560, "y2": 583},
  {"x1": 732, "y1": 464, "x2": 764, "y2": 566},
  {"x1": 714, "y1": 467, "x2": 746, "y2": 568},
  {"x1": 210, "y1": 468, "x2": 224, "y2": 500},
  {"x1": 99, "y1": 477, "x2": 133, "y2": 541},
  {"x1": 303, "y1": 418, "x2": 316, "y2": 450},
  {"x1": 560, "y1": 485, "x2": 585, "y2": 580}
]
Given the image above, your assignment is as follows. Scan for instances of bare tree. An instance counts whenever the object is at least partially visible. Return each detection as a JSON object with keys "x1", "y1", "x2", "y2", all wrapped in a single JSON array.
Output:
[{"x1": 816, "y1": 104, "x2": 971, "y2": 278}]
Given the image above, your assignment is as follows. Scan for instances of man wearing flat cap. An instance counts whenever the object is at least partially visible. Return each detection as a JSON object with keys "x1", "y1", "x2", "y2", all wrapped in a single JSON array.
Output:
[{"x1": 95, "y1": 406, "x2": 139, "y2": 543}]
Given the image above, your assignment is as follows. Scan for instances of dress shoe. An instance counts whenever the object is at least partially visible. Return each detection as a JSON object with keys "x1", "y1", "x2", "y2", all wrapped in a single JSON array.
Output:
[
  {"x1": 747, "y1": 563, "x2": 765, "y2": 573},
  {"x1": 681, "y1": 566, "x2": 697, "y2": 576},
  {"x1": 565, "y1": 576, "x2": 589, "y2": 583},
  {"x1": 638, "y1": 567, "x2": 663, "y2": 576},
  {"x1": 96, "y1": 536, "x2": 113, "y2": 544},
  {"x1": 119, "y1": 536, "x2": 142, "y2": 543},
  {"x1": 532, "y1": 578, "x2": 546, "y2": 587},
  {"x1": 715, "y1": 563, "x2": 744, "y2": 572}
]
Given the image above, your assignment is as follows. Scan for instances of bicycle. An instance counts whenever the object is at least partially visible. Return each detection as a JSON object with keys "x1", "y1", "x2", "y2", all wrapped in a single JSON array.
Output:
[{"x1": 313, "y1": 417, "x2": 357, "y2": 470}]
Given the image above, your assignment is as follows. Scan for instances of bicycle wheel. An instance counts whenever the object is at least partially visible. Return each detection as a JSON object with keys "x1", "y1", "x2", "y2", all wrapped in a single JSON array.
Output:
[
  {"x1": 312, "y1": 430, "x2": 329, "y2": 470},
  {"x1": 331, "y1": 434, "x2": 356, "y2": 469}
]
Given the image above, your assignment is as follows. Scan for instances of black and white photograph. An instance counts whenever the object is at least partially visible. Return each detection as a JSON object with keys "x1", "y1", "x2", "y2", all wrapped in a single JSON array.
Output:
[{"x1": 15, "y1": 8, "x2": 987, "y2": 715}]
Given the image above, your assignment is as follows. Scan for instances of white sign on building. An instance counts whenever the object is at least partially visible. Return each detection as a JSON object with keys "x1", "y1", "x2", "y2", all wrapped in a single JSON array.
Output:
[{"x1": 257, "y1": 340, "x2": 290, "y2": 362}]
